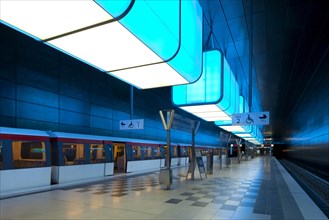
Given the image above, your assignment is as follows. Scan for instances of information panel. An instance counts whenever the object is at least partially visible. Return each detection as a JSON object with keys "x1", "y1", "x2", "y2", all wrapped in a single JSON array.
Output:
[
  {"x1": 119, "y1": 119, "x2": 144, "y2": 130},
  {"x1": 172, "y1": 113, "x2": 193, "y2": 131},
  {"x1": 232, "y1": 111, "x2": 269, "y2": 126},
  {"x1": 195, "y1": 150, "x2": 206, "y2": 174}
]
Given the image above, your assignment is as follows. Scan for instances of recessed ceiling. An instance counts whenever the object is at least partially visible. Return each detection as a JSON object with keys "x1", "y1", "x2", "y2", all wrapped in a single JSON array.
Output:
[{"x1": 199, "y1": 0, "x2": 329, "y2": 143}]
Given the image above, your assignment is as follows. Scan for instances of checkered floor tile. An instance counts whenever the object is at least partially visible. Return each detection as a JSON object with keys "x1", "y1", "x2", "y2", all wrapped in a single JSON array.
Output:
[
  {"x1": 165, "y1": 177, "x2": 262, "y2": 210},
  {"x1": 60, "y1": 173, "x2": 159, "y2": 197}
]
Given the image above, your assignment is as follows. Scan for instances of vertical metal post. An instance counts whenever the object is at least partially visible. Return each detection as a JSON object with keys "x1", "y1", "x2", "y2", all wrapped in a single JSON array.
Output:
[
  {"x1": 238, "y1": 145, "x2": 240, "y2": 163},
  {"x1": 166, "y1": 112, "x2": 172, "y2": 169},
  {"x1": 226, "y1": 146, "x2": 229, "y2": 168},
  {"x1": 190, "y1": 121, "x2": 200, "y2": 180},
  {"x1": 226, "y1": 134, "x2": 232, "y2": 167},
  {"x1": 159, "y1": 110, "x2": 174, "y2": 189},
  {"x1": 191, "y1": 125, "x2": 196, "y2": 180},
  {"x1": 238, "y1": 144, "x2": 241, "y2": 163},
  {"x1": 237, "y1": 139, "x2": 241, "y2": 164},
  {"x1": 219, "y1": 132, "x2": 223, "y2": 169},
  {"x1": 219, "y1": 146, "x2": 222, "y2": 169},
  {"x1": 166, "y1": 113, "x2": 171, "y2": 169}
]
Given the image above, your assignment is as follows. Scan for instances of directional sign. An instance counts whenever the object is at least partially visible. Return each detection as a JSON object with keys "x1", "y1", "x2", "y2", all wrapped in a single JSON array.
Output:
[
  {"x1": 119, "y1": 119, "x2": 144, "y2": 130},
  {"x1": 172, "y1": 113, "x2": 194, "y2": 131},
  {"x1": 232, "y1": 111, "x2": 269, "y2": 126}
]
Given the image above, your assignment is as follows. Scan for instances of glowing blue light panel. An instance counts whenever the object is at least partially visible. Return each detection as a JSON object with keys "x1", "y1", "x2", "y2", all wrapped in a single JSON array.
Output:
[
  {"x1": 215, "y1": 92, "x2": 260, "y2": 138},
  {"x1": 1, "y1": 0, "x2": 202, "y2": 89},
  {"x1": 173, "y1": 50, "x2": 222, "y2": 104},
  {"x1": 233, "y1": 125, "x2": 256, "y2": 137},
  {"x1": 215, "y1": 94, "x2": 246, "y2": 132},
  {"x1": 227, "y1": 75, "x2": 239, "y2": 116},
  {"x1": 97, "y1": 0, "x2": 179, "y2": 61},
  {"x1": 239, "y1": 95, "x2": 245, "y2": 114},
  {"x1": 173, "y1": 49, "x2": 241, "y2": 121},
  {"x1": 243, "y1": 126, "x2": 264, "y2": 145}
]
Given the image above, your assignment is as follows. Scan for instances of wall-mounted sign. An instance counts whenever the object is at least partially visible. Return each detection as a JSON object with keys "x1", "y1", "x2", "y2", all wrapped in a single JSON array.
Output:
[
  {"x1": 119, "y1": 119, "x2": 144, "y2": 130},
  {"x1": 172, "y1": 113, "x2": 194, "y2": 131},
  {"x1": 232, "y1": 111, "x2": 269, "y2": 126}
]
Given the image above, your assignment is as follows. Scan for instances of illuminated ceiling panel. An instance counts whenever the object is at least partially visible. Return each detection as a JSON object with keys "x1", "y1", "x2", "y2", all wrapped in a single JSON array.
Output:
[
  {"x1": 173, "y1": 49, "x2": 239, "y2": 121},
  {"x1": 0, "y1": 0, "x2": 203, "y2": 89},
  {"x1": 215, "y1": 95, "x2": 248, "y2": 132}
]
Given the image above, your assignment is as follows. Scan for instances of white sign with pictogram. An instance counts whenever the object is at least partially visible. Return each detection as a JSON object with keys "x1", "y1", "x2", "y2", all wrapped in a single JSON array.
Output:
[
  {"x1": 232, "y1": 112, "x2": 269, "y2": 126},
  {"x1": 119, "y1": 119, "x2": 144, "y2": 130}
]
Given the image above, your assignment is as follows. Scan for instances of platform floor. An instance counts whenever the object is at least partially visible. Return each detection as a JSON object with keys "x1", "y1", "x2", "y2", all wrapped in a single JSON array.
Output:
[{"x1": 0, "y1": 156, "x2": 327, "y2": 220}]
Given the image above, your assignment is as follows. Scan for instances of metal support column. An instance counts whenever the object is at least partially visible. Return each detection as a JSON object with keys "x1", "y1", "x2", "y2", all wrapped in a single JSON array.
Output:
[
  {"x1": 166, "y1": 112, "x2": 172, "y2": 169},
  {"x1": 159, "y1": 110, "x2": 175, "y2": 189},
  {"x1": 190, "y1": 121, "x2": 200, "y2": 180}
]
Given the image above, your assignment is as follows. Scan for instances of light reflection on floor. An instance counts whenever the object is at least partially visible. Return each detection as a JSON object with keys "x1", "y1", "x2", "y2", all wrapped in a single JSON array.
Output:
[{"x1": 0, "y1": 156, "x2": 323, "y2": 219}]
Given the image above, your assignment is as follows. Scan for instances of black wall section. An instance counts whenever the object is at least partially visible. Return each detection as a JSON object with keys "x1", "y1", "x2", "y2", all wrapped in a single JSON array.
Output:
[{"x1": 285, "y1": 52, "x2": 329, "y2": 178}]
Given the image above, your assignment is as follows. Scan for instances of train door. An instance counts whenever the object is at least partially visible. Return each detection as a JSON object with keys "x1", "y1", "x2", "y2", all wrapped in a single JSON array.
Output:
[
  {"x1": 163, "y1": 145, "x2": 168, "y2": 167},
  {"x1": 113, "y1": 143, "x2": 126, "y2": 173},
  {"x1": 188, "y1": 146, "x2": 192, "y2": 164},
  {"x1": 0, "y1": 141, "x2": 3, "y2": 170},
  {"x1": 177, "y1": 145, "x2": 181, "y2": 165}
]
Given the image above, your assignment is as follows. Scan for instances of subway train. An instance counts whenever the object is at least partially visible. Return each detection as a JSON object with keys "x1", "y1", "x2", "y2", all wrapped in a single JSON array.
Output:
[{"x1": 0, "y1": 127, "x2": 219, "y2": 197}]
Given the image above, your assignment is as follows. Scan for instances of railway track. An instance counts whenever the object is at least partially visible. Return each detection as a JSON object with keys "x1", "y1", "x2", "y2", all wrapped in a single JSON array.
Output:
[{"x1": 280, "y1": 159, "x2": 329, "y2": 218}]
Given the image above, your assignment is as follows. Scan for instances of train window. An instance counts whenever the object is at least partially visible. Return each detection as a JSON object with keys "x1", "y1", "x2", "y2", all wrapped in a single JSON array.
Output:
[
  {"x1": 132, "y1": 146, "x2": 141, "y2": 160},
  {"x1": 0, "y1": 141, "x2": 2, "y2": 170},
  {"x1": 201, "y1": 149, "x2": 208, "y2": 156},
  {"x1": 12, "y1": 141, "x2": 46, "y2": 169},
  {"x1": 141, "y1": 146, "x2": 153, "y2": 160},
  {"x1": 90, "y1": 144, "x2": 105, "y2": 163},
  {"x1": 181, "y1": 146, "x2": 188, "y2": 157},
  {"x1": 62, "y1": 143, "x2": 85, "y2": 165},
  {"x1": 172, "y1": 146, "x2": 178, "y2": 158},
  {"x1": 153, "y1": 146, "x2": 161, "y2": 159},
  {"x1": 107, "y1": 145, "x2": 114, "y2": 162}
]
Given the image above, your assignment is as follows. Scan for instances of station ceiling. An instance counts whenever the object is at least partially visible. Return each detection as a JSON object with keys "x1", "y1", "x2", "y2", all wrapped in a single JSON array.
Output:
[
  {"x1": 199, "y1": 0, "x2": 329, "y2": 143},
  {"x1": 1, "y1": 0, "x2": 328, "y2": 144}
]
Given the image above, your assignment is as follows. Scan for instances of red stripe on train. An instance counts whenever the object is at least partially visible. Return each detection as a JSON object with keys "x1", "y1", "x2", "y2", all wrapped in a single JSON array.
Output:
[
  {"x1": 0, "y1": 134, "x2": 49, "y2": 141},
  {"x1": 50, "y1": 137, "x2": 104, "y2": 144}
]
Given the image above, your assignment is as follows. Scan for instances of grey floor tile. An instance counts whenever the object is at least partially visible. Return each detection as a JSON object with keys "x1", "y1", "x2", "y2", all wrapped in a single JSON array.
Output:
[
  {"x1": 186, "y1": 196, "x2": 200, "y2": 201},
  {"x1": 221, "y1": 205, "x2": 238, "y2": 211},
  {"x1": 191, "y1": 201, "x2": 209, "y2": 207},
  {"x1": 180, "y1": 192, "x2": 194, "y2": 196},
  {"x1": 165, "y1": 198, "x2": 182, "y2": 204}
]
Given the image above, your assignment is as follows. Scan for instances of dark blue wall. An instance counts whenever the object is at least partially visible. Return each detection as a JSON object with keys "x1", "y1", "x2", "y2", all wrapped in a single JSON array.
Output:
[
  {"x1": 0, "y1": 23, "x2": 220, "y2": 146},
  {"x1": 286, "y1": 54, "x2": 329, "y2": 177}
]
